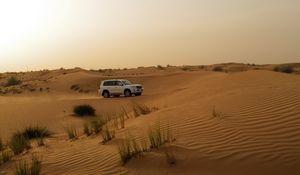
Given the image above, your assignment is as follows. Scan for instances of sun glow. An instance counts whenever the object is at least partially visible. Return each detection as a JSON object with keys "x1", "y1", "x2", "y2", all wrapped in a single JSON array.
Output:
[{"x1": 0, "y1": 1, "x2": 50, "y2": 44}]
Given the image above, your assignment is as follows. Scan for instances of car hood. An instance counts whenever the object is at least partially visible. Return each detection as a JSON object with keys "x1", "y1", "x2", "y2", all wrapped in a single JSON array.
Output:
[{"x1": 127, "y1": 84, "x2": 143, "y2": 87}]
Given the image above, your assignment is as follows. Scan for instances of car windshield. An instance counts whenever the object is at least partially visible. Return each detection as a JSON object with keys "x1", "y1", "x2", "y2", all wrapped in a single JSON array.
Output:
[{"x1": 122, "y1": 80, "x2": 132, "y2": 85}]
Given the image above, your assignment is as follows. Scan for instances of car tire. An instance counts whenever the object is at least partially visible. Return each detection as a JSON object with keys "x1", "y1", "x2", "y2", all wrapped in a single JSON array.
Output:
[
  {"x1": 103, "y1": 91, "x2": 110, "y2": 98},
  {"x1": 124, "y1": 90, "x2": 132, "y2": 97}
]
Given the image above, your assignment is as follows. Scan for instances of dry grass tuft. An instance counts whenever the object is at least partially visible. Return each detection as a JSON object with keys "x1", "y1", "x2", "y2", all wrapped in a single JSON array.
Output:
[
  {"x1": 14, "y1": 155, "x2": 42, "y2": 175},
  {"x1": 133, "y1": 103, "x2": 151, "y2": 117},
  {"x1": 90, "y1": 117, "x2": 105, "y2": 134},
  {"x1": 117, "y1": 138, "x2": 132, "y2": 165},
  {"x1": 148, "y1": 123, "x2": 175, "y2": 149},
  {"x1": 83, "y1": 122, "x2": 92, "y2": 136},
  {"x1": 101, "y1": 125, "x2": 115, "y2": 144},
  {"x1": 64, "y1": 127, "x2": 77, "y2": 140},
  {"x1": 10, "y1": 132, "x2": 31, "y2": 155},
  {"x1": 1, "y1": 149, "x2": 14, "y2": 164}
]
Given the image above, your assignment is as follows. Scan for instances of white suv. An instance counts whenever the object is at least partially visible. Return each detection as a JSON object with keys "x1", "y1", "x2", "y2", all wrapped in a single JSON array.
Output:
[{"x1": 99, "y1": 79, "x2": 144, "y2": 98}]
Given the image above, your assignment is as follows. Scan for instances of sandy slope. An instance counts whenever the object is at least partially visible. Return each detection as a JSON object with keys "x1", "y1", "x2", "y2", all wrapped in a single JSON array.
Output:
[{"x1": 1, "y1": 67, "x2": 300, "y2": 175}]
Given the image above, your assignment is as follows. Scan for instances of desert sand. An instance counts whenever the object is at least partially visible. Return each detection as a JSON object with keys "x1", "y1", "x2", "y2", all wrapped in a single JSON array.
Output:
[{"x1": 1, "y1": 63, "x2": 300, "y2": 175}]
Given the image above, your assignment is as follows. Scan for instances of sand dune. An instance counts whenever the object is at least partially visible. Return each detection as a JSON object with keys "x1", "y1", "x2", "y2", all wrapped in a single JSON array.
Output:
[{"x1": 1, "y1": 65, "x2": 300, "y2": 174}]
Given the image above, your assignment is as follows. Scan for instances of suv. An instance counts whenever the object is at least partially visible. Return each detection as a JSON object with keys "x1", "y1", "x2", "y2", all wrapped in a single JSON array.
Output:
[{"x1": 99, "y1": 79, "x2": 144, "y2": 98}]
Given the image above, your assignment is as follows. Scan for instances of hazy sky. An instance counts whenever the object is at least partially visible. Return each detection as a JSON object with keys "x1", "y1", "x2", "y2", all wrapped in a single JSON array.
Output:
[{"x1": 0, "y1": 0, "x2": 299, "y2": 72}]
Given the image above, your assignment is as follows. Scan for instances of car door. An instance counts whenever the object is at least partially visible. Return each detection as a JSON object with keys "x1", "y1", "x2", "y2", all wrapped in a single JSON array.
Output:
[{"x1": 114, "y1": 81, "x2": 124, "y2": 94}]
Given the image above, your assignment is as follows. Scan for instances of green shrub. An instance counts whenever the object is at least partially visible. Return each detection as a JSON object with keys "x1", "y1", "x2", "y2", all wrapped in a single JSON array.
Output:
[
  {"x1": 10, "y1": 132, "x2": 31, "y2": 155},
  {"x1": 14, "y1": 156, "x2": 41, "y2": 175},
  {"x1": 73, "y1": 105, "x2": 96, "y2": 116},
  {"x1": 6, "y1": 77, "x2": 22, "y2": 87},
  {"x1": 273, "y1": 66, "x2": 294, "y2": 73},
  {"x1": 22, "y1": 126, "x2": 50, "y2": 139}
]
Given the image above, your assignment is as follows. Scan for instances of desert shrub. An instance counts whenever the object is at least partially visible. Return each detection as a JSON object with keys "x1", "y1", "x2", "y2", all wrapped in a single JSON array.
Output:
[
  {"x1": 157, "y1": 65, "x2": 165, "y2": 70},
  {"x1": 1, "y1": 149, "x2": 13, "y2": 163},
  {"x1": 6, "y1": 77, "x2": 22, "y2": 87},
  {"x1": 212, "y1": 66, "x2": 223, "y2": 72},
  {"x1": 70, "y1": 84, "x2": 80, "y2": 91},
  {"x1": 22, "y1": 126, "x2": 50, "y2": 139},
  {"x1": 64, "y1": 127, "x2": 77, "y2": 140},
  {"x1": 14, "y1": 156, "x2": 41, "y2": 175},
  {"x1": 73, "y1": 105, "x2": 96, "y2": 116},
  {"x1": 10, "y1": 132, "x2": 31, "y2": 155},
  {"x1": 133, "y1": 103, "x2": 151, "y2": 117},
  {"x1": 101, "y1": 125, "x2": 115, "y2": 144},
  {"x1": 273, "y1": 66, "x2": 294, "y2": 73}
]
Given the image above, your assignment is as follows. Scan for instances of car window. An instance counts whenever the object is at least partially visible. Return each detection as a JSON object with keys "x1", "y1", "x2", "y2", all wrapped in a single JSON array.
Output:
[
  {"x1": 122, "y1": 80, "x2": 132, "y2": 85},
  {"x1": 103, "y1": 81, "x2": 113, "y2": 86},
  {"x1": 115, "y1": 81, "x2": 123, "y2": 86}
]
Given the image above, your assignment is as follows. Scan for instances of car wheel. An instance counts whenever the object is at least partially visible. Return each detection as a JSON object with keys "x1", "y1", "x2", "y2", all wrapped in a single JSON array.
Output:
[
  {"x1": 124, "y1": 90, "x2": 132, "y2": 97},
  {"x1": 103, "y1": 91, "x2": 110, "y2": 98}
]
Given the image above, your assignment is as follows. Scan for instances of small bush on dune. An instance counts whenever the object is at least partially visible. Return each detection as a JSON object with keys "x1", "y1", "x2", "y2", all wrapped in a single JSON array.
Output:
[
  {"x1": 212, "y1": 66, "x2": 223, "y2": 72},
  {"x1": 22, "y1": 126, "x2": 50, "y2": 139},
  {"x1": 273, "y1": 66, "x2": 294, "y2": 73},
  {"x1": 10, "y1": 132, "x2": 31, "y2": 155},
  {"x1": 14, "y1": 156, "x2": 42, "y2": 175},
  {"x1": 73, "y1": 105, "x2": 96, "y2": 116},
  {"x1": 157, "y1": 65, "x2": 165, "y2": 70},
  {"x1": 70, "y1": 84, "x2": 80, "y2": 91},
  {"x1": 6, "y1": 77, "x2": 22, "y2": 87}
]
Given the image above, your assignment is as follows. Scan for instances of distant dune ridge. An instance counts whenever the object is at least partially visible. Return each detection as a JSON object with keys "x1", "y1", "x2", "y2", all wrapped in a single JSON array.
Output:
[{"x1": 0, "y1": 63, "x2": 300, "y2": 175}]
